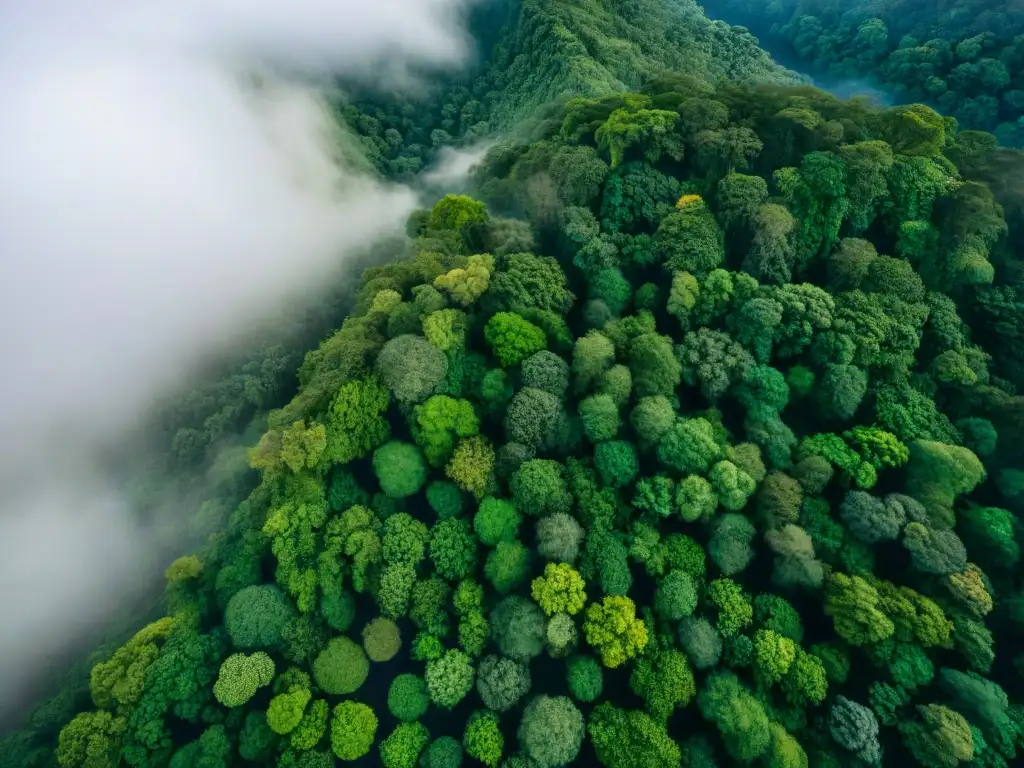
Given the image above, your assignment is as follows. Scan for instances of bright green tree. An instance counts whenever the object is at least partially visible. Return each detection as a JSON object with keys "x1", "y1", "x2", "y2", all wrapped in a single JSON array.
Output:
[
  {"x1": 425, "y1": 650, "x2": 475, "y2": 709},
  {"x1": 330, "y1": 702, "x2": 378, "y2": 761},
  {"x1": 380, "y1": 722, "x2": 430, "y2": 768},
  {"x1": 267, "y1": 688, "x2": 311, "y2": 735},
  {"x1": 213, "y1": 652, "x2": 274, "y2": 708},
  {"x1": 698, "y1": 672, "x2": 771, "y2": 763},
  {"x1": 630, "y1": 648, "x2": 696, "y2": 721},
  {"x1": 484, "y1": 313, "x2": 547, "y2": 367},
  {"x1": 412, "y1": 396, "x2": 479, "y2": 468},
  {"x1": 463, "y1": 712, "x2": 503, "y2": 768},
  {"x1": 583, "y1": 596, "x2": 648, "y2": 668},
  {"x1": 531, "y1": 563, "x2": 587, "y2": 616}
]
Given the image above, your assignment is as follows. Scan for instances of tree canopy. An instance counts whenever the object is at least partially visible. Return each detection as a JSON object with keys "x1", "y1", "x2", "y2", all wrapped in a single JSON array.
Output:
[{"x1": 12, "y1": 5, "x2": 1024, "y2": 768}]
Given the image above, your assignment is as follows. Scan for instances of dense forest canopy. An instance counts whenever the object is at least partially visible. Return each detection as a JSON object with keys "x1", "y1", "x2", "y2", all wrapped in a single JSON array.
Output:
[
  {"x1": 703, "y1": 0, "x2": 1024, "y2": 146},
  {"x1": 334, "y1": 0, "x2": 799, "y2": 180},
  {"x1": 8, "y1": 0, "x2": 1024, "y2": 767}
]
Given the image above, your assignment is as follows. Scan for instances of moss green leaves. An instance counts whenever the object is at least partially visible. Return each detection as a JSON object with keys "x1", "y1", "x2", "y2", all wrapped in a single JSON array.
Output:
[
  {"x1": 311, "y1": 638, "x2": 368, "y2": 695},
  {"x1": 213, "y1": 652, "x2": 274, "y2": 708},
  {"x1": 330, "y1": 702, "x2": 378, "y2": 761},
  {"x1": 583, "y1": 596, "x2": 648, "y2": 668}
]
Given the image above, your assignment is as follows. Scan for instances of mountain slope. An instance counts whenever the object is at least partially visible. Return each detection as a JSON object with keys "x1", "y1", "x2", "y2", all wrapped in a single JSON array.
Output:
[
  {"x1": 703, "y1": 0, "x2": 1024, "y2": 144},
  {"x1": 338, "y1": 0, "x2": 799, "y2": 179},
  {"x1": 482, "y1": 0, "x2": 798, "y2": 128},
  {"x1": 8, "y1": 3, "x2": 1024, "y2": 768}
]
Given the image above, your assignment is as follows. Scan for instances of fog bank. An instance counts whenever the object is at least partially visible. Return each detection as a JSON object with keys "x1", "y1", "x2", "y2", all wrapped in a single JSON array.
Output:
[
  {"x1": 421, "y1": 141, "x2": 496, "y2": 193},
  {"x1": 0, "y1": 0, "x2": 478, "y2": 712}
]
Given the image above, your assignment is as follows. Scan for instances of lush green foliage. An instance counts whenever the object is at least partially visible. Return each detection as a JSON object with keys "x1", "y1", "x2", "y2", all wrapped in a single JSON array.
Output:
[
  {"x1": 330, "y1": 701, "x2": 377, "y2": 760},
  {"x1": 518, "y1": 695, "x2": 585, "y2": 768},
  {"x1": 213, "y1": 652, "x2": 274, "y2": 708},
  {"x1": 706, "y1": 0, "x2": 1024, "y2": 146},
  {"x1": 476, "y1": 654, "x2": 530, "y2": 712},
  {"x1": 380, "y1": 721, "x2": 430, "y2": 768},
  {"x1": 420, "y1": 736, "x2": 463, "y2": 768},
  {"x1": 463, "y1": 711, "x2": 503, "y2": 767},
  {"x1": 361, "y1": 617, "x2": 402, "y2": 662},
  {"x1": 425, "y1": 650, "x2": 474, "y2": 710},
  {"x1": 13, "y1": 4, "x2": 1024, "y2": 768},
  {"x1": 387, "y1": 674, "x2": 429, "y2": 722},
  {"x1": 311, "y1": 638, "x2": 368, "y2": 695}
]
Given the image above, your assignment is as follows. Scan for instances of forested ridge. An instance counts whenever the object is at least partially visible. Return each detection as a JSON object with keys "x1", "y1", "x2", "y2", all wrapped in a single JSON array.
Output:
[
  {"x1": 335, "y1": 0, "x2": 797, "y2": 180},
  {"x1": 9, "y1": 1, "x2": 1024, "y2": 767},
  {"x1": 702, "y1": 0, "x2": 1024, "y2": 146}
]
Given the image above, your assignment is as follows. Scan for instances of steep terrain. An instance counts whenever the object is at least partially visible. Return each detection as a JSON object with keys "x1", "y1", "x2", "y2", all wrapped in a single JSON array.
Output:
[
  {"x1": 702, "y1": 0, "x2": 1024, "y2": 145},
  {"x1": 6, "y1": 2, "x2": 1024, "y2": 768},
  {"x1": 337, "y1": 0, "x2": 798, "y2": 179}
]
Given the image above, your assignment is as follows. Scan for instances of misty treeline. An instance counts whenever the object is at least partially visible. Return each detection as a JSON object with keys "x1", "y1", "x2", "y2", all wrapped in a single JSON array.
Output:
[
  {"x1": 703, "y1": 0, "x2": 1024, "y2": 147},
  {"x1": 7, "y1": 0, "x2": 1024, "y2": 767},
  {"x1": 113, "y1": 0, "x2": 794, "y2": 478},
  {"x1": 334, "y1": 0, "x2": 797, "y2": 182}
]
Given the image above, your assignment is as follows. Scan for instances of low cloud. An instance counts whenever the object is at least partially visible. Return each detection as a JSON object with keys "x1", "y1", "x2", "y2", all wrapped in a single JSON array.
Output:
[
  {"x1": 421, "y1": 141, "x2": 496, "y2": 193},
  {"x1": 0, "y1": 0, "x2": 479, "y2": 714},
  {"x1": 811, "y1": 74, "x2": 894, "y2": 107}
]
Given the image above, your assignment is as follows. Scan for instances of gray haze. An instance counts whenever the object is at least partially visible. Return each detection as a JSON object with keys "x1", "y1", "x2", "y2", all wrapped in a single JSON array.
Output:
[
  {"x1": 810, "y1": 74, "x2": 894, "y2": 107},
  {"x1": 0, "y1": 0, "x2": 478, "y2": 711},
  {"x1": 421, "y1": 141, "x2": 496, "y2": 193}
]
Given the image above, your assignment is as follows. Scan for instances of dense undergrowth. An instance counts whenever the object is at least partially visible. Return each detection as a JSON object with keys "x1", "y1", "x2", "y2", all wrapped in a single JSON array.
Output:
[{"x1": 8, "y1": 1, "x2": 1024, "y2": 768}]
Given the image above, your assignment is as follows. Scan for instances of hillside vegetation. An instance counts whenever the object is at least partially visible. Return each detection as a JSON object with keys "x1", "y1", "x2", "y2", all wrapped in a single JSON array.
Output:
[
  {"x1": 7, "y1": 2, "x2": 1024, "y2": 768},
  {"x1": 336, "y1": 0, "x2": 797, "y2": 179},
  {"x1": 704, "y1": 0, "x2": 1024, "y2": 146}
]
